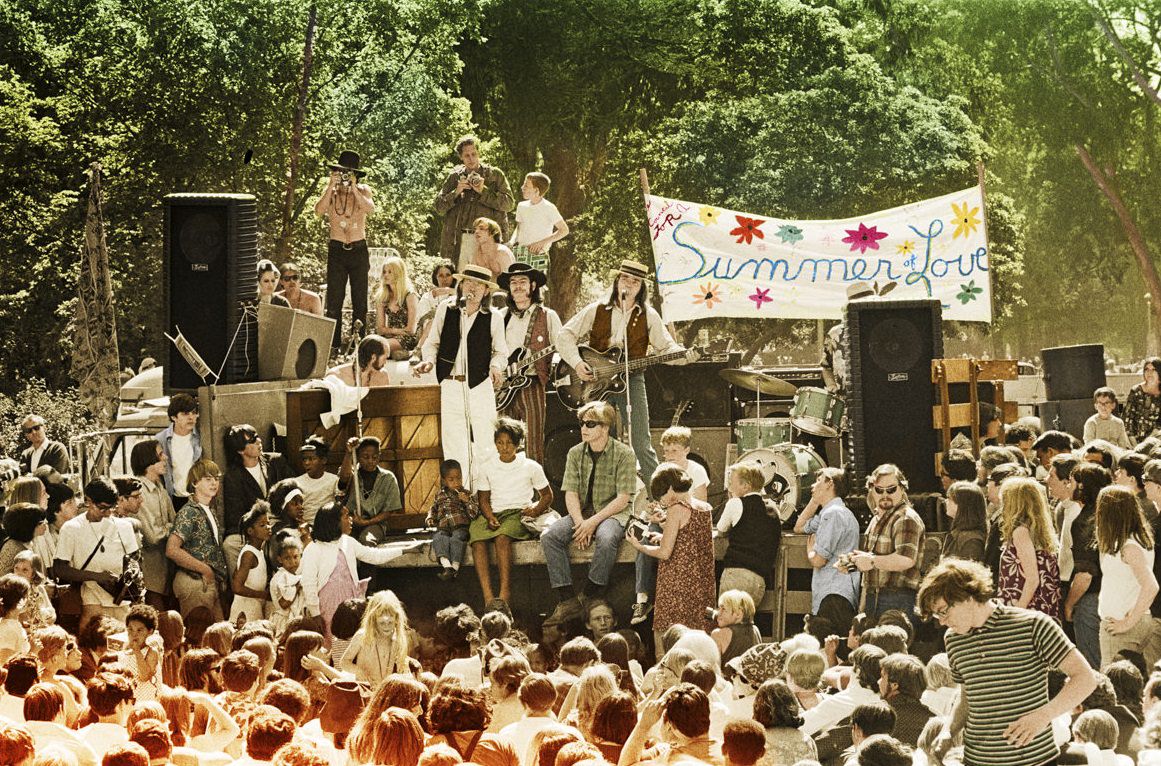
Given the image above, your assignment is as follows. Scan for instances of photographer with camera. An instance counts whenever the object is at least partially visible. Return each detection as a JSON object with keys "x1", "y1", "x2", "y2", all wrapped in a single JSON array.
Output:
[
  {"x1": 434, "y1": 135, "x2": 515, "y2": 268},
  {"x1": 55, "y1": 477, "x2": 142, "y2": 631},
  {"x1": 314, "y1": 150, "x2": 376, "y2": 347},
  {"x1": 626, "y1": 463, "x2": 716, "y2": 653}
]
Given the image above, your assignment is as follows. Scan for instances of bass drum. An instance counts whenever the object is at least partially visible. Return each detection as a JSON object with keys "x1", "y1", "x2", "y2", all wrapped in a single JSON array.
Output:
[{"x1": 731, "y1": 444, "x2": 826, "y2": 510}]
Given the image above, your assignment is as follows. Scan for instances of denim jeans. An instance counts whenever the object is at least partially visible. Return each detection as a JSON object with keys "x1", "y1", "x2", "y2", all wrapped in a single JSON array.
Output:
[
  {"x1": 866, "y1": 587, "x2": 917, "y2": 626},
  {"x1": 1072, "y1": 590, "x2": 1101, "y2": 670},
  {"x1": 541, "y1": 514, "x2": 626, "y2": 589},
  {"x1": 432, "y1": 527, "x2": 470, "y2": 566},
  {"x1": 609, "y1": 373, "x2": 658, "y2": 487}
]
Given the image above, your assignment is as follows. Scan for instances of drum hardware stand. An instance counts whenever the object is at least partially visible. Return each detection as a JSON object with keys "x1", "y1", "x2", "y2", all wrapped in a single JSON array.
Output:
[{"x1": 619, "y1": 290, "x2": 635, "y2": 454}]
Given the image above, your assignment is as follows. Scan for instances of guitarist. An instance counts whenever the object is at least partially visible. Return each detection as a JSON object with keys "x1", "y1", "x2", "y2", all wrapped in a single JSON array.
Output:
[
  {"x1": 498, "y1": 262, "x2": 562, "y2": 464},
  {"x1": 557, "y1": 259, "x2": 690, "y2": 488}
]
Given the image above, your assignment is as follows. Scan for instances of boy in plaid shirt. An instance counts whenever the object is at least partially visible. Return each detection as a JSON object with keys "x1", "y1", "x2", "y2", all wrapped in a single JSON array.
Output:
[{"x1": 427, "y1": 459, "x2": 478, "y2": 580}]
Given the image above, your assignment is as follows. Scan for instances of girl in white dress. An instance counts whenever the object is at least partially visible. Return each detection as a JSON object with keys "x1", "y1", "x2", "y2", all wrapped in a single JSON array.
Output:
[{"x1": 228, "y1": 504, "x2": 272, "y2": 626}]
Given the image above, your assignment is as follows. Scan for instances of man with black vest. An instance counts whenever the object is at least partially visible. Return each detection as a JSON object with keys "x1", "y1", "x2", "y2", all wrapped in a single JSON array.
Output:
[{"x1": 415, "y1": 263, "x2": 509, "y2": 489}]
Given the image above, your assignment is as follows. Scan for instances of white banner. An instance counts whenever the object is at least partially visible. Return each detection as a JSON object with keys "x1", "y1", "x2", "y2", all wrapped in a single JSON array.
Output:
[{"x1": 646, "y1": 186, "x2": 991, "y2": 323}]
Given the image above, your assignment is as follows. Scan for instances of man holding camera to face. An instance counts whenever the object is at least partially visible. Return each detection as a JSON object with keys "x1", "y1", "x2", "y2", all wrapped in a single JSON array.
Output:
[
  {"x1": 434, "y1": 135, "x2": 515, "y2": 269},
  {"x1": 314, "y1": 150, "x2": 376, "y2": 346}
]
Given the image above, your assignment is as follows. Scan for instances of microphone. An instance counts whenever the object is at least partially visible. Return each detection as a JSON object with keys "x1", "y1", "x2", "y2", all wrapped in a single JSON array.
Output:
[{"x1": 353, "y1": 319, "x2": 364, "y2": 334}]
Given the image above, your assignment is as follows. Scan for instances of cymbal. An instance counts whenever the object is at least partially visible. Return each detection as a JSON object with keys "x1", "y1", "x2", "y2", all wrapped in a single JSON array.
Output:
[{"x1": 718, "y1": 368, "x2": 798, "y2": 397}]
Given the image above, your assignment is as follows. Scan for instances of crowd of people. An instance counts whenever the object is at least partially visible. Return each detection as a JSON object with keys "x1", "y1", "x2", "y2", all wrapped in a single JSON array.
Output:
[{"x1": 4, "y1": 363, "x2": 1161, "y2": 766}]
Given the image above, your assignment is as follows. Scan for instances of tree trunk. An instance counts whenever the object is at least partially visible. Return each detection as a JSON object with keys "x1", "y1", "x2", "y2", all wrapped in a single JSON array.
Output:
[
  {"x1": 1074, "y1": 143, "x2": 1161, "y2": 347},
  {"x1": 542, "y1": 144, "x2": 586, "y2": 321},
  {"x1": 277, "y1": 4, "x2": 317, "y2": 259}
]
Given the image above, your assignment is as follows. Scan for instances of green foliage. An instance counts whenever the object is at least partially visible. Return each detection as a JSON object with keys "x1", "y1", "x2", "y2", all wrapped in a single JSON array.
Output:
[{"x1": 0, "y1": 378, "x2": 97, "y2": 458}]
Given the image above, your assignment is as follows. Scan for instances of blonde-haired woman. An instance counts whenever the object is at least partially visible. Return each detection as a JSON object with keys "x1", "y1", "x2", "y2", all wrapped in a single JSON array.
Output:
[
  {"x1": 998, "y1": 477, "x2": 1061, "y2": 619},
  {"x1": 1095, "y1": 484, "x2": 1160, "y2": 667},
  {"x1": 339, "y1": 590, "x2": 410, "y2": 686},
  {"x1": 374, "y1": 256, "x2": 419, "y2": 355}
]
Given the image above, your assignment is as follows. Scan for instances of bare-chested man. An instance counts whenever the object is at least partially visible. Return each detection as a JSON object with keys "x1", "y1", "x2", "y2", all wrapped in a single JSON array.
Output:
[
  {"x1": 326, "y1": 334, "x2": 392, "y2": 388},
  {"x1": 275, "y1": 261, "x2": 324, "y2": 316},
  {"x1": 314, "y1": 150, "x2": 375, "y2": 346}
]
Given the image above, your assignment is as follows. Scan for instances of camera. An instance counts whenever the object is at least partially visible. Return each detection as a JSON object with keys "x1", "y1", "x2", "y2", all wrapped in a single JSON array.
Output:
[
  {"x1": 704, "y1": 607, "x2": 719, "y2": 623},
  {"x1": 835, "y1": 553, "x2": 857, "y2": 573},
  {"x1": 339, "y1": 171, "x2": 352, "y2": 187},
  {"x1": 625, "y1": 515, "x2": 650, "y2": 542},
  {"x1": 467, "y1": 171, "x2": 483, "y2": 186}
]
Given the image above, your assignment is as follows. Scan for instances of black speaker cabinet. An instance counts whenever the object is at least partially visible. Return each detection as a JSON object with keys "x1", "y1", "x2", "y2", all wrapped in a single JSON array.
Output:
[
  {"x1": 163, "y1": 193, "x2": 259, "y2": 390},
  {"x1": 257, "y1": 303, "x2": 336, "y2": 381},
  {"x1": 1038, "y1": 398, "x2": 1093, "y2": 440},
  {"x1": 644, "y1": 357, "x2": 737, "y2": 428},
  {"x1": 1041, "y1": 344, "x2": 1106, "y2": 401},
  {"x1": 846, "y1": 299, "x2": 944, "y2": 493}
]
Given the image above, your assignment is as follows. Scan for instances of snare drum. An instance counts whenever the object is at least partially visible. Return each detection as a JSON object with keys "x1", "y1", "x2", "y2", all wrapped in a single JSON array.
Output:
[
  {"x1": 790, "y1": 386, "x2": 846, "y2": 438},
  {"x1": 735, "y1": 418, "x2": 792, "y2": 451},
  {"x1": 732, "y1": 444, "x2": 826, "y2": 510}
]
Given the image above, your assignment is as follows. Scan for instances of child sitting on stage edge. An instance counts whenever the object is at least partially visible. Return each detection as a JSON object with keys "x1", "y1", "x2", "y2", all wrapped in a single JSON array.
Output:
[{"x1": 427, "y1": 459, "x2": 478, "y2": 581}]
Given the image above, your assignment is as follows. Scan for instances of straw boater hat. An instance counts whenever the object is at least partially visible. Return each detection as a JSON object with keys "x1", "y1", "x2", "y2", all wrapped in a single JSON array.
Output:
[
  {"x1": 328, "y1": 150, "x2": 367, "y2": 178},
  {"x1": 452, "y1": 263, "x2": 500, "y2": 292},
  {"x1": 497, "y1": 262, "x2": 547, "y2": 291},
  {"x1": 609, "y1": 259, "x2": 654, "y2": 281},
  {"x1": 846, "y1": 280, "x2": 897, "y2": 301}
]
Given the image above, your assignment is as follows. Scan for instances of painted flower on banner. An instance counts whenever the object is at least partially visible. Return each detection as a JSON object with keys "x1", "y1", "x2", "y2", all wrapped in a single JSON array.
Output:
[
  {"x1": 693, "y1": 283, "x2": 722, "y2": 309},
  {"x1": 896, "y1": 240, "x2": 915, "y2": 256},
  {"x1": 776, "y1": 224, "x2": 804, "y2": 244},
  {"x1": 950, "y1": 202, "x2": 981, "y2": 239},
  {"x1": 842, "y1": 223, "x2": 888, "y2": 254},
  {"x1": 730, "y1": 216, "x2": 765, "y2": 244},
  {"x1": 956, "y1": 280, "x2": 983, "y2": 304},
  {"x1": 699, "y1": 206, "x2": 721, "y2": 226},
  {"x1": 749, "y1": 287, "x2": 773, "y2": 309}
]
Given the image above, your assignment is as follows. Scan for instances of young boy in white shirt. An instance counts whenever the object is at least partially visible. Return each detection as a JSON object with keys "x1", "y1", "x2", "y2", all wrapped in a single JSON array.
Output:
[{"x1": 510, "y1": 172, "x2": 569, "y2": 272}]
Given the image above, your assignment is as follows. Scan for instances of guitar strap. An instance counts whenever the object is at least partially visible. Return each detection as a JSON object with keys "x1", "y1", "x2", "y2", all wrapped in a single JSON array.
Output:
[{"x1": 521, "y1": 305, "x2": 539, "y2": 349}]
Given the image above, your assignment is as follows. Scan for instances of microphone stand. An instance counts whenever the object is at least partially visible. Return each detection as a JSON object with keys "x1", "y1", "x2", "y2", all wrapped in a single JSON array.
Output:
[
  {"x1": 351, "y1": 323, "x2": 364, "y2": 526},
  {"x1": 459, "y1": 294, "x2": 476, "y2": 490},
  {"x1": 620, "y1": 290, "x2": 634, "y2": 452}
]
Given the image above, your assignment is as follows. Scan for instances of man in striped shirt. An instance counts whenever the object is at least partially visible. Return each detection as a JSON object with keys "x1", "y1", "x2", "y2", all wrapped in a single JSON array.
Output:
[{"x1": 918, "y1": 558, "x2": 1097, "y2": 766}]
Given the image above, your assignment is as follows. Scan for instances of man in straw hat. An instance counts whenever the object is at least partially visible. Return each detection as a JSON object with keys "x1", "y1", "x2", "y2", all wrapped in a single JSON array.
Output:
[
  {"x1": 415, "y1": 264, "x2": 509, "y2": 490},
  {"x1": 497, "y1": 262, "x2": 562, "y2": 464},
  {"x1": 314, "y1": 149, "x2": 375, "y2": 346}
]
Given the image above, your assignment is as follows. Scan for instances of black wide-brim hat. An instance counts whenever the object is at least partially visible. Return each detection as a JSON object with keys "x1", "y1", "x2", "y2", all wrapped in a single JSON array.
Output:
[
  {"x1": 328, "y1": 149, "x2": 367, "y2": 178},
  {"x1": 498, "y1": 261, "x2": 547, "y2": 291}
]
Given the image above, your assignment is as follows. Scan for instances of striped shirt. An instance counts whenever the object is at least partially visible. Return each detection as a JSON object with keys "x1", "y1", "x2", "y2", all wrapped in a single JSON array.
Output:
[{"x1": 946, "y1": 601, "x2": 1074, "y2": 766}]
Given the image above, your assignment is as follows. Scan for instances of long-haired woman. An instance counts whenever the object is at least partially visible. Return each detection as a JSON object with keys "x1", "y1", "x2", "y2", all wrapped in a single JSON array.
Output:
[
  {"x1": 997, "y1": 477, "x2": 1061, "y2": 619},
  {"x1": 941, "y1": 481, "x2": 988, "y2": 563},
  {"x1": 338, "y1": 590, "x2": 411, "y2": 686},
  {"x1": 374, "y1": 255, "x2": 419, "y2": 355},
  {"x1": 1064, "y1": 463, "x2": 1113, "y2": 669},
  {"x1": 1095, "y1": 484, "x2": 1160, "y2": 668}
]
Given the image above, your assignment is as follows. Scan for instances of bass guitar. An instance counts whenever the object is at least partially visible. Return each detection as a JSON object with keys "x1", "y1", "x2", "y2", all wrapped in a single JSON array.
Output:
[
  {"x1": 553, "y1": 345, "x2": 698, "y2": 411},
  {"x1": 495, "y1": 344, "x2": 557, "y2": 411}
]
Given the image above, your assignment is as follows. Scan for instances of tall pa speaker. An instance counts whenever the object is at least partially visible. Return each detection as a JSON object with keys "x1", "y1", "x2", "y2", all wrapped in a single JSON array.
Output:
[
  {"x1": 163, "y1": 194, "x2": 259, "y2": 390},
  {"x1": 846, "y1": 299, "x2": 944, "y2": 494},
  {"x1": 1041, "y1": 344, "x2": 1106, "y2": 401}
]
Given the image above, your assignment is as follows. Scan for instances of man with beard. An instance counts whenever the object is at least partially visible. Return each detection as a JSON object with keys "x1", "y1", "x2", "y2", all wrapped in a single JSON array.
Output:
[
  {"x1": 326, "y1": 334, "x2": 392, "y2": 387},
  {"x1": 497, "y1": 262, "x2": 561, "y2": 464},
  {"x1": 850, "y1": 464, "x2": 926, "y2": 623}
]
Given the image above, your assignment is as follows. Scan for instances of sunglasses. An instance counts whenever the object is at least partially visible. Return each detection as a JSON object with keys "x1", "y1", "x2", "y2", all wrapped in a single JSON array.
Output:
[
  {"x1": 22, "y1": 424, "x2": 42, "y2": 434},
  {"x1": 280, "y1": 274, "x2": 300, "y2": 282},
  {"x1": 579, "y1": 420, "x2": 604, "y2": 429},
  {"x1": 243, "y1": 433, "x2": 260, "y2": 444},
  {"x1": 872, "y1": 484, "x2": 900, "y2": 495}
]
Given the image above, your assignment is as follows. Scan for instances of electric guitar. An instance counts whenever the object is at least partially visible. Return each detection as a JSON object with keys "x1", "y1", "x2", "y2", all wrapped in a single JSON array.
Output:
[
  {"x1": 495, "y1": 344, "x2": 557, "y2": 411},
  {"x1": 553, "y1": 345, "x2": 699, "y2": 411}
]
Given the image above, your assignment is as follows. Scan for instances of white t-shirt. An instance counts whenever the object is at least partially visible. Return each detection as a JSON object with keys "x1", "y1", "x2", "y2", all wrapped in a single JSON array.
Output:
[
  {"x1": 499, "y1": 718, "x2": 578, "y2": 766},
  {"x1": 245, "y1": 464, "x2": 267, "y2": 494},
  {"x1": 477, "y1": 455, "x2": 549, "y2": 512},
  {"x1": 170, "y1": 432, "x2": 195, "y2": 497},
  {"x1": 56, "y1": 515, "x2": 140, "y2": 606},
  {"x1": 29, "y1": 444, "x2": 47, "y2": 472},
  {"x1": 295, "y1": 472, "x2": 340, "y2": 524},
  {"x1": 514, "y1": 199, "x2": 564, "y2": 248},
  {"x1": 685, "y1": 460, "x2": 710, "y2": 492}
]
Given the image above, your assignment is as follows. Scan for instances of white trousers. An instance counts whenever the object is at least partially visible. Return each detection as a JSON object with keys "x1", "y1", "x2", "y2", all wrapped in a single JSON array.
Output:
[{"x1": 440, "y1": 378, "x2": 498, "y2": 490}]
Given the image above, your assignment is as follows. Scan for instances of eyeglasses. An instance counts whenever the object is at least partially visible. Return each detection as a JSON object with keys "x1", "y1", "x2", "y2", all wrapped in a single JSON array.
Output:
[
  {"x1": 22, "y1": 424, "x2": 42, "y2": 434},
  {"x1": 579, "y1": 420, "x2": 604, "y2": 429},
  {"x1": 65, "y1": 642, "x2": 77, "y2": 651},
  {"x1": 243, "y1": 433, "x2": 260, "y2": 444},
  {"x1": 872, "y1": 484, "x2": 899, "y2": 495},
  {"x1": 931, "y1": 603, "x2": 952, "y2": 620},
  {"x1": 280, "y1": 274, "x2": 300, "y2": 282}
]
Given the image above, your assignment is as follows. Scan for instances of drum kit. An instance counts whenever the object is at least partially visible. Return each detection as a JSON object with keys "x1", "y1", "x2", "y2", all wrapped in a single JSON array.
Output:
[{"x1": 719, "y1": 367, "x2": 847, "y2": 513}]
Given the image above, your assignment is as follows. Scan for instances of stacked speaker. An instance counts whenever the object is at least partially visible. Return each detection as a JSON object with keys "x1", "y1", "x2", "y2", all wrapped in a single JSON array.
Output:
[
  {"x1": 163, "y1": 194, "x2": 259, "y2": 390},
  {"x1": 1038, "y1": 344, "x2": 1106, "y2": 439},
  {"x1": 845, "y1": 299, "x2": 944, "y2": 494}
]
